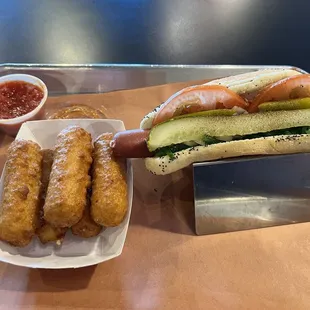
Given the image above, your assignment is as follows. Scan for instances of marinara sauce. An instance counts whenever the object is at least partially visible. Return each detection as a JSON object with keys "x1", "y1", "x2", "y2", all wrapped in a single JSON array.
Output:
[{"x1": 0, "y1": 81, "x2": 44, "y2": 119}]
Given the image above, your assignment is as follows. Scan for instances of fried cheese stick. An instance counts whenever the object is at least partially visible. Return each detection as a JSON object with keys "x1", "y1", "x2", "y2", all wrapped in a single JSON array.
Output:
[
  {"x1": 71, "y1": 189, "x2": 103, "y2": 238},
  {"x1": 91, "y1": 133, "x2": 128, "y2": 227},
  {"x1": 44, "y1": 126, "x2": 93, "y2": 228},
  {"x1": 0, "y1": 139, "x2": 42, "y2": 247},
  {"x1": 37, "y1": 149, "x2": 67, "y2": 244}
]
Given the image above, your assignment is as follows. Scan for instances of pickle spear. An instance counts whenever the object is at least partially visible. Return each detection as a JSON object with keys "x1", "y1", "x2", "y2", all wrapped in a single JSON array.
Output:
[
  {"x1": 258, "y1": 98, "x2": 310, "y2": 112},
  {"x1": 147, "y1": 109, "x2": 310, "y2": 151}
]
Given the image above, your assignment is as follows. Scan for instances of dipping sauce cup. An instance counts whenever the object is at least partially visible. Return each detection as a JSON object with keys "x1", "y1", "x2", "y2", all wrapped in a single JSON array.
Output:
[{"x1": 0, "y1": 74, "x2": 48, "y2": 136}]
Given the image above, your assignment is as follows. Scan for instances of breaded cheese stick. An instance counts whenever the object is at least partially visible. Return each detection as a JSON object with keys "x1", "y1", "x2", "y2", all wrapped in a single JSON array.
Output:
[
  {"x1": 37, "y1": 149, "x2": 67, "y2": 244},
  {"x1": 71, "y1": 189, "x2": 103, "y2": 238},
  {"x1": 44, "y1": 126, "x2": 93, "y2": 228},
  {"x1": 91, "y1": 133, "x2": 128, "y2": 227},
  {"x1": 0, "y1": 139, "x2": 42, "y2": 247}
]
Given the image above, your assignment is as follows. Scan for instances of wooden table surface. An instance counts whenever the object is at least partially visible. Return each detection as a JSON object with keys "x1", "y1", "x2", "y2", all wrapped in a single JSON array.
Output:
[{"x1": 2, "y1": 216, "x2": 310, "y2": 309}]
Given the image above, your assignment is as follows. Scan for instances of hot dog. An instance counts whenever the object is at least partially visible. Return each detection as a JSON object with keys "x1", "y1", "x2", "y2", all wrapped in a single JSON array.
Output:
[
  {"x1": 111, "y1": 69, "x2": 310, "y2": 175},
  {"x1": 111, "y1": 129, "x2": 153, "y2": 158}
]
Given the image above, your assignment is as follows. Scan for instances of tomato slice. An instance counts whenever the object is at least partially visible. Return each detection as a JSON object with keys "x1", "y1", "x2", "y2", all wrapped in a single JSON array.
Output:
[
  {"x1": 248, "y1": 74, "x2": 310, "y2": 113},
  {"x1": 152, "y1": 85, "x2": 248, "y2": 126}
]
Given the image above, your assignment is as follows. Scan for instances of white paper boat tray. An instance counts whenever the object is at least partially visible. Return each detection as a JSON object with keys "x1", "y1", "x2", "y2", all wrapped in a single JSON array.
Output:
[{"x1": 0, "y1": 119, "x2": 133, "y2": 269}]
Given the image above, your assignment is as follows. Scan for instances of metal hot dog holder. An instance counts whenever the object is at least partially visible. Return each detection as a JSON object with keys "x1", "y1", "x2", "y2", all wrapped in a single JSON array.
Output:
[{"x1": 194, "y1": 153, "x2": 310, "y2": 235}]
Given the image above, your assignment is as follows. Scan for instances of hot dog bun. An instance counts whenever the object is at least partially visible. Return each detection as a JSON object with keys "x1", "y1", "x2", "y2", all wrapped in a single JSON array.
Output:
[
  {"x1": 140, "y1": 103, "x2": 164, "y2": 131},
  {"x1": 143, "y1": 108, "x2": 310, "y2": 175},
  {"x1": 145, "y1": 134, "x2": 310, "y2": 175},
  {"x1": 205, "y1": 68, "x2": 301, "y2": 95},
  {"x1": 139, "y1": 69, "x2": 302, "y2": 130}
]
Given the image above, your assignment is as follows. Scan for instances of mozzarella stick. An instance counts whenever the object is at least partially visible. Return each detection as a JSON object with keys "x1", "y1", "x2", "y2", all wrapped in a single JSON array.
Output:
[
  {"x1": 71, "y1": 189, "x2": 103, "y2": 238},
  {"x1": 37, "y1": 149, "x2": 67, "y2": 244},
  {"x1": 44, "y1": 126, "x2": 93, "y2": 228},
  {"x1": 0, "y1": 139, "x2": 42, "y2": 247},
  {"x1": 91, "y1": 133, "x2": 128, "y2": 227}
]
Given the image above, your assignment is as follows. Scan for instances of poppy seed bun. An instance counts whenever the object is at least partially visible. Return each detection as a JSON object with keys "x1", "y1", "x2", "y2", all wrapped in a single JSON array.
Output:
[
  {"x1": 205, "y1": 69, "x2": 301, "y2": 94},
  {"x1": 144, "y1": 109, "x2": 310, "y2": 175},
  {"x1": 139, "y1": 69, "x2": 302, "y2": 130},
  {"x1": 145, "y1": 134, "x2": 310, "y2": 175}
]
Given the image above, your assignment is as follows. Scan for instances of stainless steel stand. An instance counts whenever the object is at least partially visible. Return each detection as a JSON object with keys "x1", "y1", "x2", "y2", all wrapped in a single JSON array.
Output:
[{"x1": 194, "y1": 154, "x2": 310, "y2": 235}]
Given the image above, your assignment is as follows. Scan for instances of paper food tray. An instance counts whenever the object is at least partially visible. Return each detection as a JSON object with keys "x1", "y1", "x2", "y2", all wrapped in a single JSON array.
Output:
[{"x1": 0, "y1": 119, "x2": 133, "y2": 269}]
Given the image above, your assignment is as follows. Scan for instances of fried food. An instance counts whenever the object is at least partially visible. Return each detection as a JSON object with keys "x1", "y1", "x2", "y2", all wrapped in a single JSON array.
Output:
[
  {"x1": 37, "y1": 149, "x2": 67, "y2": 244},
  {"x1": 49, "y1": 105, "x2": 106, "y2": 120},
  {"x1": 37, "y1": 223, "x2": 67, "y2": 245},
  {"x1": 71, "y1": 190, "x2": 103, "y2": 238},
  {"x1": 0, "y1": 139, "x2": 42, "y2": 247},
  {"x1": 91, "y1": 133, "x2": 128, "y2": 227},
  {"x1": 43, "y1": 126, "x2": 93, "y2": 228}
]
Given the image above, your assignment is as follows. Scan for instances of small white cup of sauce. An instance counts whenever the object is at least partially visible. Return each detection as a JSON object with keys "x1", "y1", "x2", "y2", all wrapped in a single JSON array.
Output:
[{"x1": 0, "y1": 74, "x2": 48, "y2": 136}]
